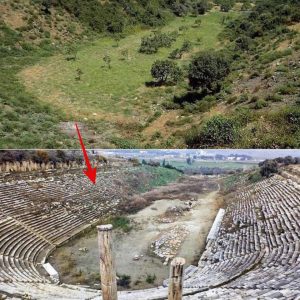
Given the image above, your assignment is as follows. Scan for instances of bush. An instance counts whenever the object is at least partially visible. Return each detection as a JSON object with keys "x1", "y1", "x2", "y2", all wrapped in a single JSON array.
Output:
[
  {"x1": 110, "y1": 216, "x2": 132, "y2": 232},
  {"x1": 286, "y1": 110, "x2": 300, "y2": 126},
  {"x1": 117, "y1": 274, "x2": 131, "y2": 287},
  {"x1": 235, "y1": 35, "x2": 254, "y2": 51},
  {"x1": 140, "y1": 32, "x2": 178, "y2": 54},
  {"x1": 265, "y1": 94, "x2": 282, "y2": 102},
  {"x1": 239, "y1": 93, "x2": 249, "y2": 102},
  {"x1": 146, "y1": 274, "x2": 156, "y2": 284},
  {"x1": 186, "y1": 115, "x2": 238, "y2": 148},
  {"x1": 193, "y1": 0, "x2": 210, "y2": 15},
  {"x1": 275, "y1": 83, "x2": 297, "y2": 95},
  {"x1": 169, "y1": 40, "x2": 192, "y2": 59},
  {"x1": 169, "y1": 48, "x2": 182, "y2": 59},
  {"x1": 253, "y1": 99, "x2": 268, "y2": 109}
]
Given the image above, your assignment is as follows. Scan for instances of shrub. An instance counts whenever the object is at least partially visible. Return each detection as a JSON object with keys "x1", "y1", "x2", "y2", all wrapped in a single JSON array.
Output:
[
  {"x1": 186, "y1": 115, "x2": 238, "y2": 148},
  {"x1": 239, "y1": 93, "x2": 249, "y2": 102},
  {"x1": 140, "y1": 32, "x2": 178, "y2": 54},
  {"x1": 275, "y1": 83, "x2": 297, "y2": 95},
  {"x1": 265, "y1": 94, "x2": 282, "y2": 102},
  {"x1": 248, "y1": 171, "x2": 263, "y2": 183},
  {"x1": 110, "y1": 216, "x2": 132, "y2": 232},
  {"x1": 253, "y1": 99, "x2": 268, "y2": 109},
  {"x1": 195, "y1": 99, "x2": 216, "y2": 112},
  {"x1": 146, "y1": 274, "x2": 156, "y2": 284},
  {"x1": 286, "y1": 110, "x2": 300, "y2": 126},
  {"x1": 169, "y1": 48, "x2": 182, "y2": 59},
  {"x1": 169, "y1": 40, "x2": 192, "y2": 59},
  {"x1": 235, "y1": 35, "x2": 254, "y2": 51},
  {"x1": 217, "y1": 0, "x2": 235, "y2": 12},
  {"x1": 193, "y1": 0, "x2": 210, "y2": 15},
  {"x1": 181, "y1": 40, "x2": 192, "y2": 53},
  {"x1": 117, "y1": 274, "x2": 131, "y2": 287}
]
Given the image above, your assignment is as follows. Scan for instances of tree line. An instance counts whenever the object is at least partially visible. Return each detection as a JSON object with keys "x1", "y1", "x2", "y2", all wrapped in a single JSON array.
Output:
[
  {"x1": 0, "y1": 150, "x2": 108, "y2": 166},
  {"x1": 33, "y1": 0, "x2": 212, "y2": 34},
  {"x1": 259, "y1": 156, "x2": 300, "y2": 178}
]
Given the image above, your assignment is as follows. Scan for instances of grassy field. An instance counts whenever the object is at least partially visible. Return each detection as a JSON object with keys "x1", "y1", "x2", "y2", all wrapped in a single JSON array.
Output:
[
  {"x1": 129, "y1": 165, "x2": 183, "y2": 192},
  {"x1": 19, "y1": 11, "x2": 236, "y2": 148},
  {"x1": 168, "y1": 160, "x2": 258, "y2": 171}
]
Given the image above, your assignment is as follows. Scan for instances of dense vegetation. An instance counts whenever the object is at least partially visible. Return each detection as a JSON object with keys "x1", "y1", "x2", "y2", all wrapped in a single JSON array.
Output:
[{"x1": 34, "y1": 0, "x2": 211, "y2": 33}]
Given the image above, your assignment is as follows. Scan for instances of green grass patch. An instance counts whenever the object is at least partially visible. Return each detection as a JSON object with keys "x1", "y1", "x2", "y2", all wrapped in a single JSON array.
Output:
[
  {"x1": 132, "y1": 165, "x2": 182, "y2": 193},
  {"x1": 109, "y1": 216, "x2": 132, "y2": 233},
  {"x1": 0, "y1": 24, "x2": 75, "y2": 148}
]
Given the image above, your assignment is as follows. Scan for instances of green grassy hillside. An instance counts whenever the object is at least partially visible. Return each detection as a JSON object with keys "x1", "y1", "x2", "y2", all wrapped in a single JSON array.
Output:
[
  {"x1": 1, "y1": 0, "x2": 299, "y2": 149},
  {"x1": 18, "y1": 11, "x2": 232, "y2": 148}
]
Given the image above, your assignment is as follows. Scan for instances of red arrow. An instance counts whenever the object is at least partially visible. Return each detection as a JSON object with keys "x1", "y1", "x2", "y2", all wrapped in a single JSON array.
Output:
[{"x1": 75, "y1": 123, "x2": 97, "y2": 184}]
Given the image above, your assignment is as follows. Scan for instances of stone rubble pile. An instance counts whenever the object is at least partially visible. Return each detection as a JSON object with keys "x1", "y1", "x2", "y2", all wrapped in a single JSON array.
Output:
[{"x1": 151, "y1": 225, "x2": 189, "y2": 264}]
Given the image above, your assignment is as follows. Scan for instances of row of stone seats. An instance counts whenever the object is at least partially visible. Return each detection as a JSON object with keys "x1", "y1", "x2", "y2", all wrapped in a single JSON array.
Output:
[
  {"x1": 0, "y1": 255, "x2": 47, "y2": 283},
  {"x1": 225, "y1": 240, "x2": 300, "y2": 290},
  {"x1": 0, "y1": 217, "x2": 50, "y2": 283},
  {"x1": 0, "y1": 172, "x2": 126, "y2": 246},
  {"x1": 183, "y1": 251, "x2": 262, "y2": 289},
  {"x1": 203, "y1": 176, "x2": 300, "y2": 265},
  {"x1": 0, "y1": 282, "x2": 100, "y2": 299},
  {"x1": 0, "y1": 167, "x2": 137, "y2": 288},
  {"x1": 183, "y1": 287, "x2": 300, "y2": 299}
]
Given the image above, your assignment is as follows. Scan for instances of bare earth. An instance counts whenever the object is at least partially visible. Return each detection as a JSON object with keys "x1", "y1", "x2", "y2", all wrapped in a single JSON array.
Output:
[{"x1": 50, "y1": 176, "x2": 222, "y2": 290}]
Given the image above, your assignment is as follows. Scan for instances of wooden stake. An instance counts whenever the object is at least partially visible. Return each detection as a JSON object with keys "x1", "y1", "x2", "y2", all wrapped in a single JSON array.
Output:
[
  {"x1": 168, "y1": 257, "x2": 185, "y2": 300},
  {"x1": 97, "y1": 224, "x2": 118, "y2": 300}
]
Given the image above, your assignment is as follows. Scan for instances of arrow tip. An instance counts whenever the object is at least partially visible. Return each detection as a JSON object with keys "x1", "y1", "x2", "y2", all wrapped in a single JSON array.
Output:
[{"x1": 83, "y1": 167, "x2": 97, "y2": 184}]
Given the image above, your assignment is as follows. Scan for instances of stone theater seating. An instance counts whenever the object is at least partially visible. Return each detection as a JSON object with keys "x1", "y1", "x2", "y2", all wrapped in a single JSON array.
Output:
[{"x1": 1, "y1": 167, "x2": 300, "y2": 299}]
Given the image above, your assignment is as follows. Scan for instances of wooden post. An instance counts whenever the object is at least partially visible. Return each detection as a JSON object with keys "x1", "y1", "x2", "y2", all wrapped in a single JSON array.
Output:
[
  {"x1": 168, "y1": 257, "x2": 185, "y2": 300},
  {"x1": 97, "y1": 224, "x2": 118, "y2": 300}
]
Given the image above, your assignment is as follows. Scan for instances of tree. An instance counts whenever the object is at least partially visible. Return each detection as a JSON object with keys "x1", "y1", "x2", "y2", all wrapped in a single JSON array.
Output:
[
  {"x1": 75, "y1": 68, "x2": 83, "y2": 81},
  {"x1": 103, "y1": 54, "x2": 111, "y2": 69},
  {"x1": 171, "y1": 2, "x2": 189, "y2": 16},
  {"x1": 218, "y1": 0, "x2": 235, "y2": 12},
  {"x1": 41, "y1": 0, "x2": 52, "y2": 14},
  {"x1": 151, "y1": 60, "x2": 182, "y2": 84},
  {"x1": 259, "y1": 160, "x2": 278, "y2": 177},
  {"x1": 188, "y1": 51, "x2": 231, "y2": 93},
  {"x1": 283, "y1": 156, "x2": 296, "y2": 165},
  {"x1": 181, "y1": 40, "x2": 192, "y2": 53},
  {"x1": 121, "y1": 49, "x2": 129, "y2": 60},
  {"x1": 139, "y1": 32, "x2": 178, "y2": 54},
  {"x1": 193, "y1": 0, "x2": 209, "y2": 15}
]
